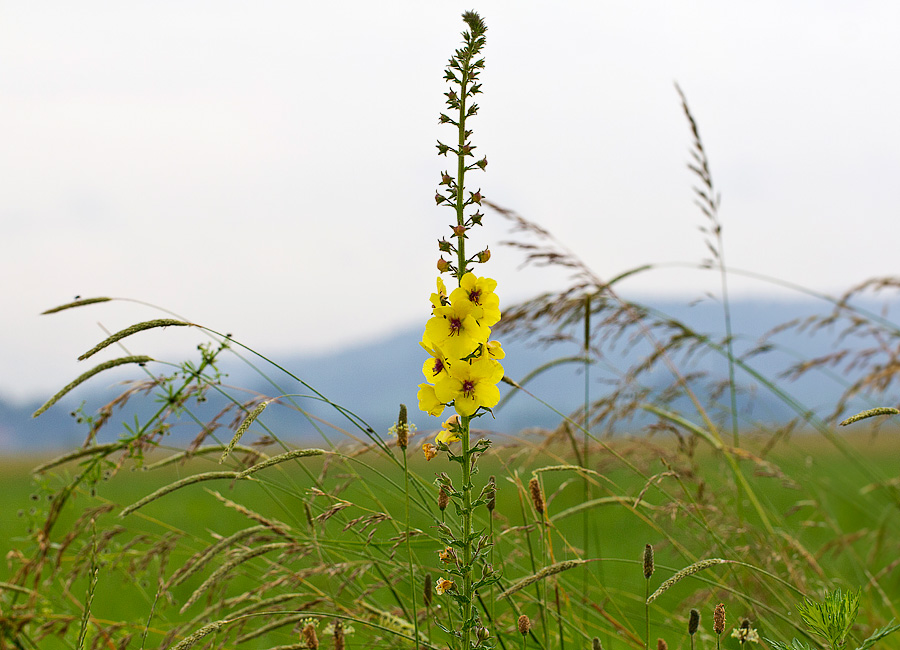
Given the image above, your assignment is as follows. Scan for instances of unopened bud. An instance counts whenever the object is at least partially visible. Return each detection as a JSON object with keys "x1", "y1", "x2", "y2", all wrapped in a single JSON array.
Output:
[
  {"x1": 471, "y1": 190, "x2": 482, "y2": 204},
  {"x1": 436, "y1": 142, "x2": 450, "y2": 155},
  {"x1": 477, "y1": 247, "x2": 491, "y2": 263},
  {"x1": 477, "y1": 156, "x2": 488, "y2": 170},
  {"x1": 476, "y1": 626, "x2": 490, "y2": 643},
  {"x1": 435, "y1": 192, "x2": 444, "y2": 205},
  {"x1": 470, "y1": 211, "x2": 483, "y2": 225},
  {"x1": 486, "y1": 475, "x2": 496, "y2": 512},
  {"x1": 441, "y1": 172, "x2": 453, "y2": 185},
  {"x1": 517, "y1": 614, "x2": 531, "y2": 636},
  {"x1": 452, "y1": 224, "x2": 467, "y2": 237},
  {"x1": 437, "y1": 258, "x2": 451, "y2": 273}
]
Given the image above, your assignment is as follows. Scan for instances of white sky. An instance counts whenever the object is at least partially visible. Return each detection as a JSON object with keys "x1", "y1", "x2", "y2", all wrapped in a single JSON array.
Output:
[{"x1": 2, "y1": 1, "x2": 899, "y2": 403}]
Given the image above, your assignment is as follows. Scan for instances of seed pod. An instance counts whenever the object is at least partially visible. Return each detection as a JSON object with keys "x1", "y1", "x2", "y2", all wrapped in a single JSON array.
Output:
[
  {"x1": 689, "y1": 609, "x2": 700, "y2": 636},
  {"x1": 643, "y1": 544, "x2": 655, "y2": 579},
  {"x1": 517, "y1": 614, "x2": 531, "y2": 636},
  {"x1": 592, "y1": 639, "x2": 603, "y2": 650},
  {"x1": 713, "y1": 603, "x2": 726, "y2": 635},
  {"x1": 438, "y1": 487, "x2": 449, "y2": 511},
  {"x1": 529, "y1": 477, "x2": 545, "y2": 515},
  {"x1": 487, "y1": 475, "x2": 496, "y2": 512},
  {"x1": 657, "y1": 639, "x2": 668, "y2": 650}
]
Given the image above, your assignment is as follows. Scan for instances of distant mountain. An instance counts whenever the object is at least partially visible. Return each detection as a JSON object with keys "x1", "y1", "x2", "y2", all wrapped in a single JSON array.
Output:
[{"x1": 5, "y1": 298, "x2": 897, "y2": 452}]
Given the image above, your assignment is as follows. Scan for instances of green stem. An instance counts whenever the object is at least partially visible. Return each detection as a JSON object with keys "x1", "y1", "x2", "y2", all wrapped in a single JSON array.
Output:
[
  {"x1": 461, "y1": 415, "x2": 474, "y2": 649},
  {"x1": 403, "y1": 447, "x2": 420, "y2": 648}
]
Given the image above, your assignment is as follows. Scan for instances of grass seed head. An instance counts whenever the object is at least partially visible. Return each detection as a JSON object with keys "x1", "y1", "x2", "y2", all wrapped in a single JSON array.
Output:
[
  {"x1": 714, "y1": 603, "x2": 726, "y2": 635},
  {"x1": 593, "y1": 639, "x2": 603, "y2": 650},
  {"x1": 658, "y1": 639, "x2": 668, "y2": 650},
  {"x1": 302, "y1": 622, "x2": 319, "y2": 649},
  {"x1": 529, "y1": 477, "x2": 545, "y2": 514},
  {"x1": 518, "y1": 614, "x2": 531, "y2": 636},
  {"x1": 689, "y1": 609, "x2": 701, "y2": 635},
  {"x1": 423, "y1": 573, "x2": 433, "y2": 607},
  {"x1": 643, "y1": 543, "x2": 655, "y2": 579},
  {"x1": 396, "y1": 404, "x2": 409, "y2": 449}
]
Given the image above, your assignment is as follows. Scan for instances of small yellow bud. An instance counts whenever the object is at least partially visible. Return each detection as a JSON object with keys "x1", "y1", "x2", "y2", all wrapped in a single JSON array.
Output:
[{"x1": 437, "y1": 258, "x2": 451, "y2": 273}]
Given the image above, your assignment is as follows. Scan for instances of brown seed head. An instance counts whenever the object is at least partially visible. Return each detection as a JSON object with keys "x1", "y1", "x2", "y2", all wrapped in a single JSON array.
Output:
[
  {"x1": 423, "y1": 573, "x2": 433, "y2": 607},
  {"x1": 332, "y1": 619, "x2": 345, "y2": 650},
  {"x1": 438, "y1": 487, "x2": 450, "y2": 511},
  {"x1": 517, "y1": 614, "x2": 531, "y2": 636},
  {"x1": 689, "y1": 608, "x2": 700, "y2": 635},
  {"x1": 643, "y1": 543, "x2": 655, "y2": 579},
  {"x1": 396, "y1": 404, "x2": 408, "y2": 449},
  {"x1": 529, "y1": 477, "x2": 545, "y2": 515},
  {"x1": 657, "y1": 639, "x2": 668, "y2": 650},
  {"x1": 592, "y1": 639, "x2": 603, "y2": 650},
  {"x1": 714, "y1": 603, "x2": 725, "y2": 635},
  {"x1": 302, "y1": 622, "x2": 319, "y2": 649},
  {"x1": 486, "y1": 475, "x2": 496, "y2": 512}
]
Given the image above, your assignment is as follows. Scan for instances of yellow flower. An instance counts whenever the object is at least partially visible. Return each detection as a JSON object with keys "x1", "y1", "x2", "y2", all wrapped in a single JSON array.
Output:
[
  {"x1": 485, "y1": 339, "x2": 505, "y2": 360},
  {"x1": 424, "y1": 299, "x2": 489, "y2": 360},
  {"x1": 435, "y1": 577, "x2": 455, "y2": 595},
  {"x1": 422, "y1": 442, "x2": 438, "y2": 461},
  {"x1": 436, "y1": 415, "x2": 461, "y2": 445},
  {"x1": 421, "y1": 341, "x2": 450, "y2": 383},
  {"x1": 417, "y1": 383, "x2": 445, "y2": 417},
  {"x1": 438, "y1": 546, "x2": 456, "y2": 563},
  {"x1": 435, "y1": 358, "x2": 504, "y2": 417},
  {"x1": 451, "y1": 273, "x2": 501, "y2": 326},
  {"x1": 430, "y1": 277, "x2": 448, "y2": 309}
]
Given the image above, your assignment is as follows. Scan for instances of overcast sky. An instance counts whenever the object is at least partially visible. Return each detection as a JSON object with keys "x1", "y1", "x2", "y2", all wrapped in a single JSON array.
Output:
[{"x1": 2, "y1": 2, "x2": 899, "y2": 403}]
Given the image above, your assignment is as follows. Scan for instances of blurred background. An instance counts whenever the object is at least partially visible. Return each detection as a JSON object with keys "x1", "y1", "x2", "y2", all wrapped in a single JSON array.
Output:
[{"x1": 3, "y1": 2, "x2": 899, "y2": 448}]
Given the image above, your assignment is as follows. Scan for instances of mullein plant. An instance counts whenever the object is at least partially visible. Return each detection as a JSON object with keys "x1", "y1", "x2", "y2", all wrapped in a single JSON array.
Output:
[{"x1": 417, "y1": 11, "x2": 503, "y2": 650}]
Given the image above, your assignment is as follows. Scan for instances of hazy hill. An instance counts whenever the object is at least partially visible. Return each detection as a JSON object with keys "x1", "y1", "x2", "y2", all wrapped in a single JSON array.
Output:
[{"x1": 4, "y1": 298, "x2": 895, "y2": 452}]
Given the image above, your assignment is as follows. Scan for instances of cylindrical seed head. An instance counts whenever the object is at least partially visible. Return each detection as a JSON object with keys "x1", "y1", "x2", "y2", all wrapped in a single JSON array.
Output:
[
  {"x1": 396, "y1": 404, "x2": 408, "y2": 449},
  {"x1": 713, "y1": 603, "x2": 726, "y2": 635},
  {"x1": 643, "y1": 543, "x2": 655, "y2": 579},
  {"x1": 657, "y1": 639, "x2": 668, "y2": 650},
  {"x1": 302, "y1": 622, "x2": 319, "y2": 650},
  {"x1": 689, "y1": 608, "x2": 700, "y2": 636},
  {"x1": 487, "y1": 475, "x2": 496, "y2": 512},
  {"x1": 529, "y1": 477, "x2": 545, "y2": 515},
  {"x1": 517, "y1": 614, "x2": 531, "y2": 636},
  {"x1": 423, "y1": 573, "x2": 433, "y2": 607},
  {"x1": 438, "y1": 487, "x2": 449, "y2": 511},
  {"x1": 592, "y1": 638, "x2": 603, "y2": 650}
]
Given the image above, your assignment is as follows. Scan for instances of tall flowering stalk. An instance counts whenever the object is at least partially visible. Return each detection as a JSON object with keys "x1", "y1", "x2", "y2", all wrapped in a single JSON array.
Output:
[{"x1": 417, "y1": 11, "x2": 502, "y2": 650}]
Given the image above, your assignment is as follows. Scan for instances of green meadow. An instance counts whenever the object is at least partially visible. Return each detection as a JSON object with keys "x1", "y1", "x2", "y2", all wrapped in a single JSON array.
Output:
[{"x1": 5, "y1": 10, "x2": 900, "y2": 650}]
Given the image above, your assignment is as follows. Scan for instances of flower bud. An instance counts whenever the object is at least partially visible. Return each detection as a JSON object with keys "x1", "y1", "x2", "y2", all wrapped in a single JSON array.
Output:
[
  {"x1": 486, "y1": 475, "x2": 496, "y2": 512},
  {"x1": 441, "y1": 172, "x2": 453, "y2": 185},
  {"x1": 477, "y1": 247, "x2": 491, "y2": 263},
  {"x1": 438, "y1": 238, "x2": 453, "y2": 253},
  {"x1": 452, "y1": 224, "x2": 467, "y2": 237},
  {"x1": 477, "y1": 156, "x2": 488, "y2": 170},
  {"x1": 470, "y1": 211, "x2": 483, "y2": 225},
  {"x1": 436, "y1": 142, "x2": 450, "y2": 155},
  {"x1": 437, "y1": 258, "x2": 451, "y2": 273},
  {"x1": 435, "y1": 192, "x2": 444, "y2": 205},
  {"x1": 471, "y1": 190, "x2": 483, "y2": 204}
]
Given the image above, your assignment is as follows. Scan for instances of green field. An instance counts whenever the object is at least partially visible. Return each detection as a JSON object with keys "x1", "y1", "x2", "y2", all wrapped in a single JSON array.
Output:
[{"x1": 3, "y1": 428, "x2": 899, "y2": 650}]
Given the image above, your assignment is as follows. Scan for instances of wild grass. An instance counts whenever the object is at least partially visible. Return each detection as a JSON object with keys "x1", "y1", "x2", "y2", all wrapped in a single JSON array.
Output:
[{"x1": 5, "y1": 10, "x2": 900, "y2": 650}]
